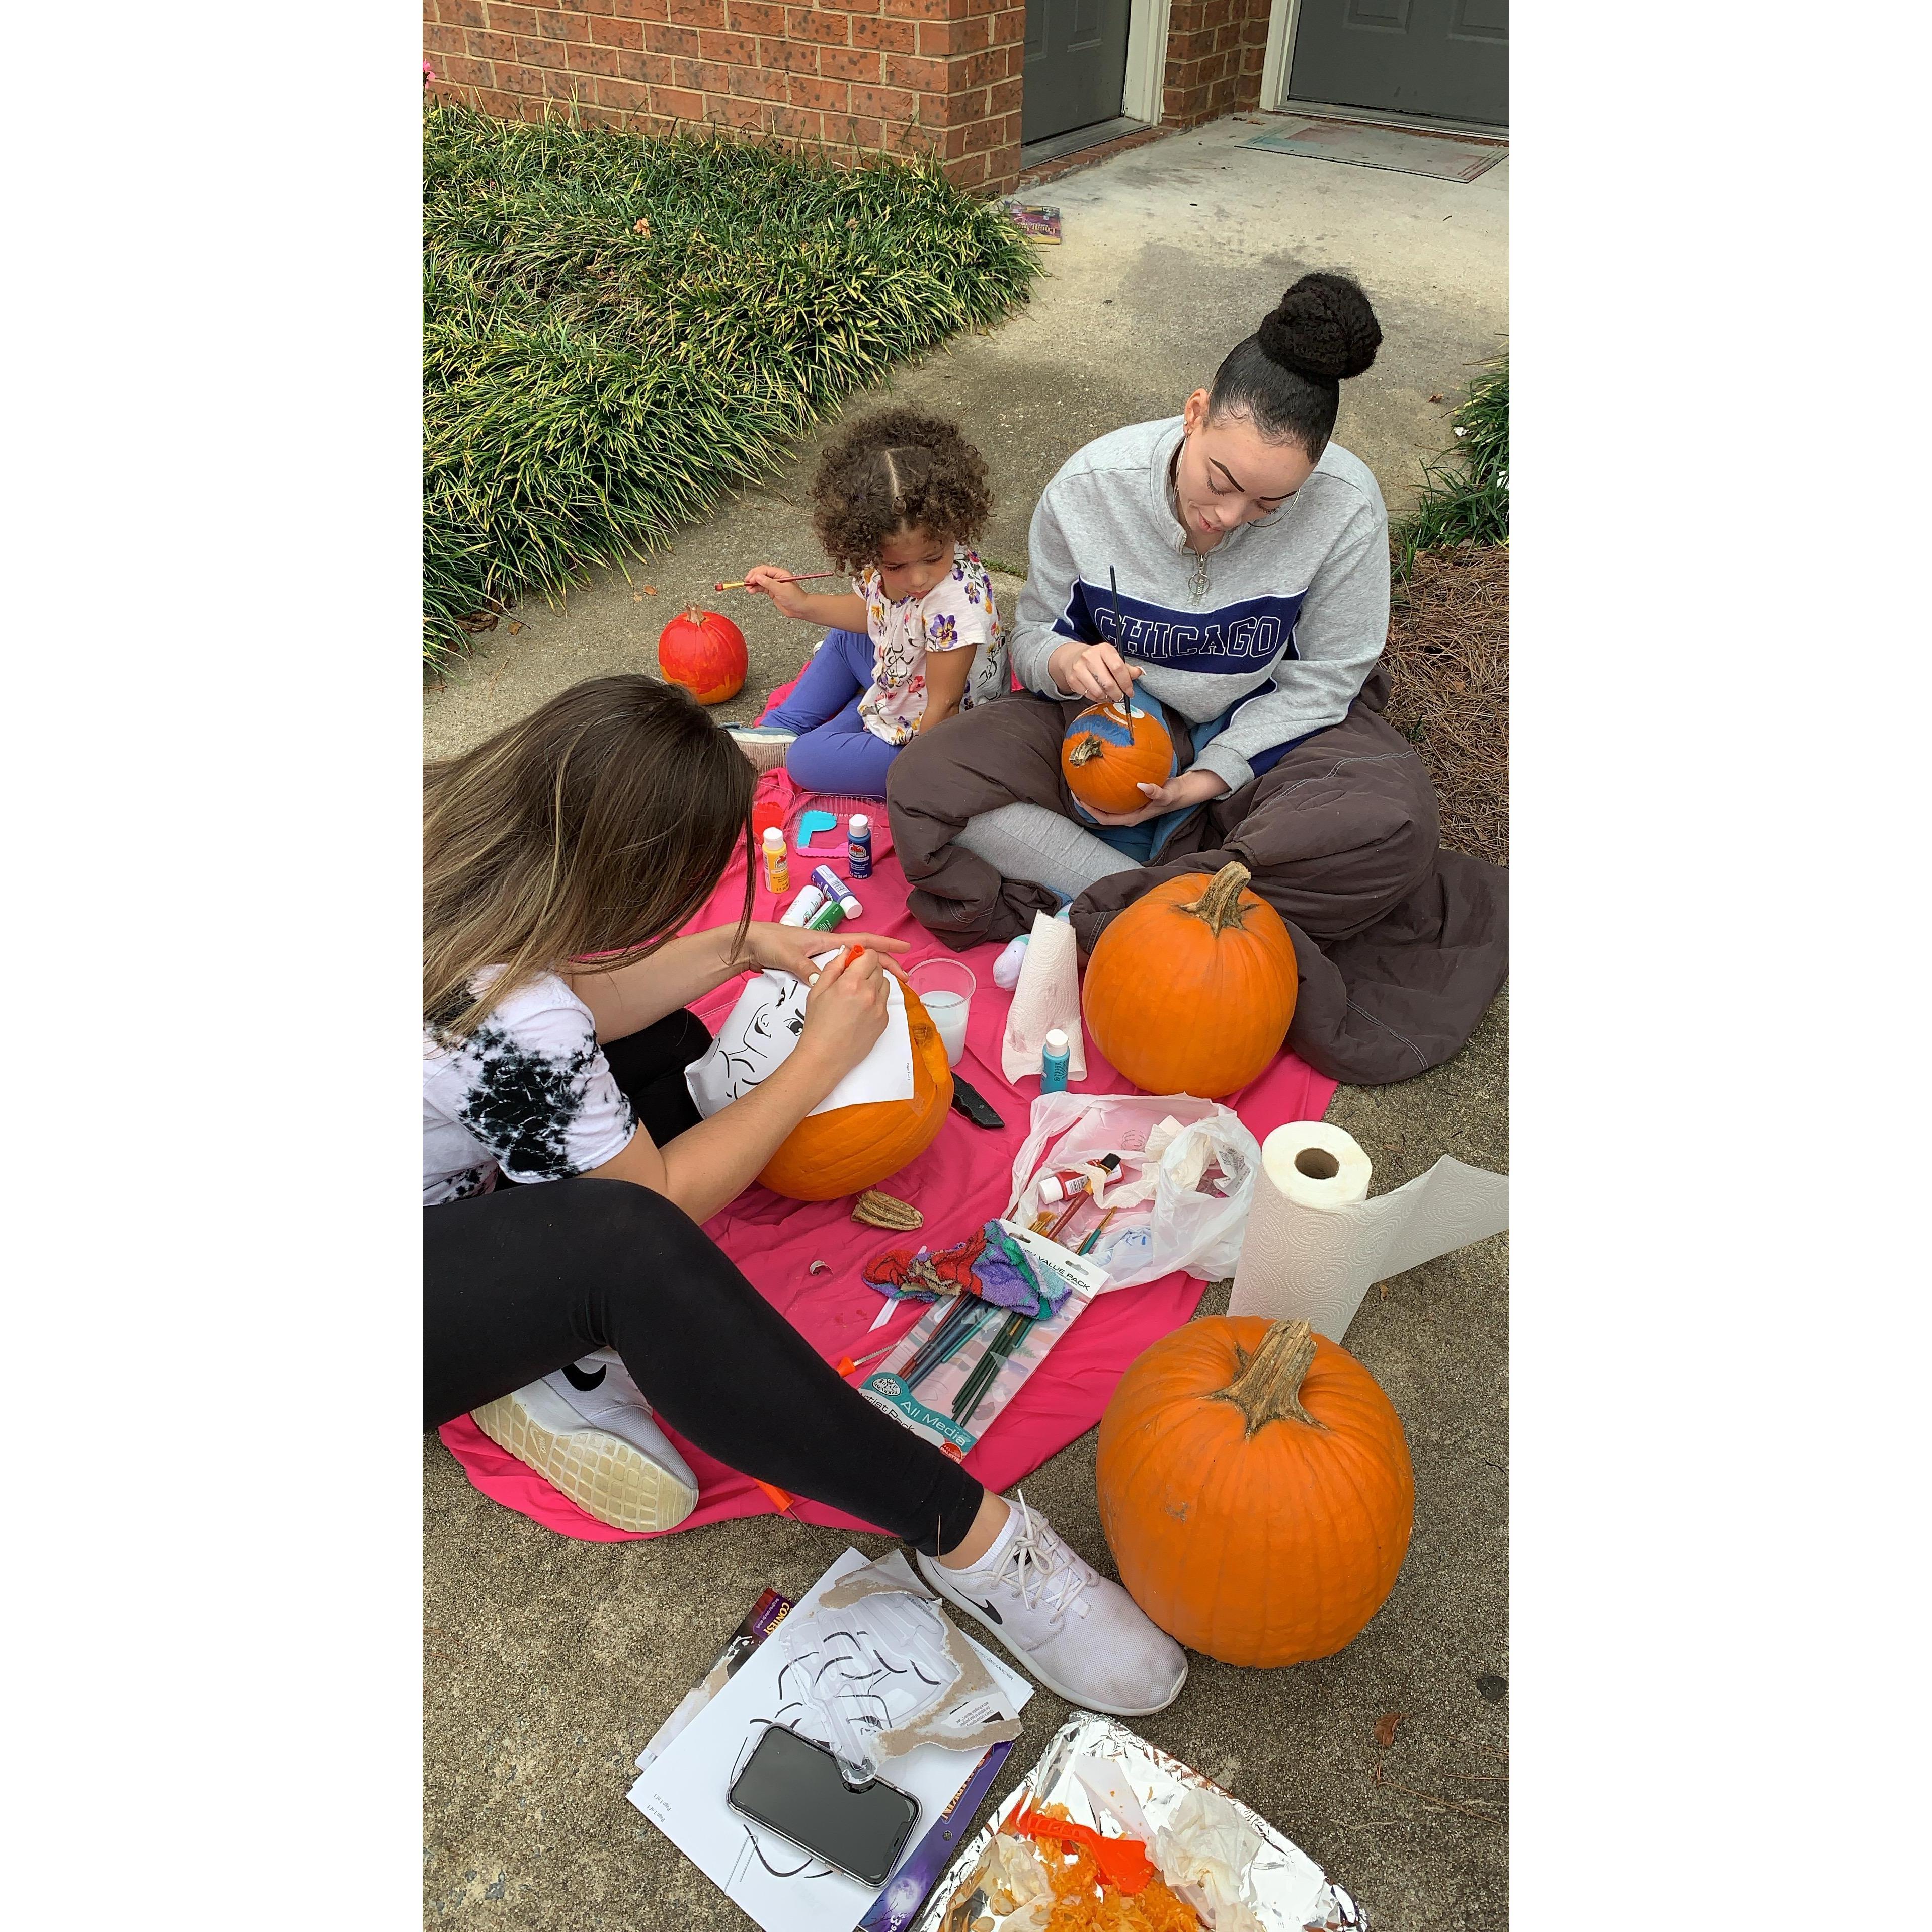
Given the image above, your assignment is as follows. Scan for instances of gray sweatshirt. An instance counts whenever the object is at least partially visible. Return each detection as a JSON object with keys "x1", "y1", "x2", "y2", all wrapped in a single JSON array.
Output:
[{"x1": 1010, "y1": 416, "x2": 1390, "y2": 793}]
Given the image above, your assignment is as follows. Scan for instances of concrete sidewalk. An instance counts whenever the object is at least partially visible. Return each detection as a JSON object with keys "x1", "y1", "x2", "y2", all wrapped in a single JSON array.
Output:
[{"x1": 424, "y1": 113, "x2": 1509, "y2": 1930}]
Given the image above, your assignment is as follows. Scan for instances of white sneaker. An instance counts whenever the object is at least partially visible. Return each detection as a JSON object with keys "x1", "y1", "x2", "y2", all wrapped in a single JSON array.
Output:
[
  {"x1": 724, "y1": 725, "x2": 795, "y2": 772},
  {"x1": 470, "y1": 1350, "x2": 699, "y2": 1533},
  {"x1": 916, "y1": 1493, "x2": 1187, "y2": 1717}
]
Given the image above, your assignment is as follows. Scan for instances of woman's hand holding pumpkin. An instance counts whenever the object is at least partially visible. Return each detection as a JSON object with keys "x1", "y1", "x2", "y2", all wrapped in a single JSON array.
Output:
[
  {"x1": 1049, "y1": 639, "x2": 1143, "y2": 706},
  {"x1": 1079, "y1": 766, "x2": 1230, "y2": 827}
]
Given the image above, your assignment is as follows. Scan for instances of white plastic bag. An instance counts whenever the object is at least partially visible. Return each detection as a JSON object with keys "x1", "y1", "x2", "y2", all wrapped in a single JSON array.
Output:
[{"x1": 1004, "y1": 1092, "x2": 1260, "y2": 1288}]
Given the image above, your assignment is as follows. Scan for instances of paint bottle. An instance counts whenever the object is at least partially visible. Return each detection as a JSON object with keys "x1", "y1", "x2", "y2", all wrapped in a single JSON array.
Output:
[
  {"x1": 805, "y1": 898, "x2": 848, "y2": 933},
  {"x1": 762, "y1": 828, "x2": 789, "y2": 895},
  {"x1": 810, "y1": 864, "x2": 854, "y2": 905},
  {"x1": 778, "y1": 885, "x2": 826, "y2": 928},
  {"x1": 1040, "y1": 1028, "x2": 1070, "y2": 1093},
  {"x1": 1037, "y1": 1154, "x2": 1121, "y2": 1205},
  {"x1": 847, "y1": 813, "x2": 873, "y2": 880}
]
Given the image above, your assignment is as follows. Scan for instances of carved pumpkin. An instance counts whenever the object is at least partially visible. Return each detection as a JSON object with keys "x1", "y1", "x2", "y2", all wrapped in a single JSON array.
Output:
[
  {"x1": 1082, "y1": 861, "x2": 1297, "y2": 1098},
  {"x1": 757, "y1": 981, "x2": 954, "y2": 1201},
  {"x1": 657, "y1": 604, "x2": 747, "y2": 706},
  {"x1": 1060, "y1": 702, "x2": 1176, "y2": 817},
  {"x1": 1097, "y1": 1317, "x2": 1414, "y2": 1666}
]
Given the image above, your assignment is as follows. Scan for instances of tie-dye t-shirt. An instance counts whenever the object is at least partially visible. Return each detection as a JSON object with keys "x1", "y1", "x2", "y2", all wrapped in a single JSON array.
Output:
[
  {"x1": 422, "y1": 973, "x2": 636, "y2": 1205},
  {"x1": 854, "y1": 545, "x2": 1007, "y2": 746}
]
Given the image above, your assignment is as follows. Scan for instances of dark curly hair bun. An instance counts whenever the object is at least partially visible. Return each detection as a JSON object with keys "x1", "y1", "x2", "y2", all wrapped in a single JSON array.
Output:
[{"x1": 1258, "y1": 272, "x2": 1382, "y2": 383}]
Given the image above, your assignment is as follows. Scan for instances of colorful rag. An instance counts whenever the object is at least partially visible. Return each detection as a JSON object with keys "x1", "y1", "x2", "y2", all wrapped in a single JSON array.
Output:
[{"x1": 860, "y1": 1221, "x2": 1068, "y2": 1318}]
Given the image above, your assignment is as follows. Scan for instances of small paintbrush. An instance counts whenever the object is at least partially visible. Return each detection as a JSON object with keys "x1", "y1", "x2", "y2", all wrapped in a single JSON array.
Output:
[
  {"x1": 715, "y1": 571, "x2": 843, "y2": 591},
  {"x1": 1107, "y1": 566, "x2": 1142, "y2": 717}
]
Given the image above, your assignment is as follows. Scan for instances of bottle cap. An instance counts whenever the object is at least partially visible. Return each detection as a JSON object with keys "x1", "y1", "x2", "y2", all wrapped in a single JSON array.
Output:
[
  {"x1": 1044, "y1": 1028, "x2": 1069, "y2": 1054},
  {"x1": 839, "y1": 895, "x2": 862, "y2": 917},
  {"x1": 762, "y1": 828, "x2": 785, "y2": 850},
  {"x1": 849, "y1": 813, "x2": 870, "y2": 835}
]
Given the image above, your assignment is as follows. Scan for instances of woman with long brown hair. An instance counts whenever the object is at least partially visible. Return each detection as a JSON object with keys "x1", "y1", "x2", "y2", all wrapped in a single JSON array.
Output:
[{"x1": 423, "y1": 673, "x2": 1186, "y2": 1719}]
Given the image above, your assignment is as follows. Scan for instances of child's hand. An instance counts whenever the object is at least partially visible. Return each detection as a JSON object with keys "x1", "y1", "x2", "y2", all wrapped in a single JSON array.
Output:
[{"x1": 743, "y1": 565, "x2": 815, "y2": 620}]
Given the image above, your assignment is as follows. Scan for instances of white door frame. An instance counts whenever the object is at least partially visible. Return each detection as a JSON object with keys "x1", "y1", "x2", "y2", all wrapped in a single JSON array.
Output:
[
  {"x1": 1258, "y1": 0, "x2": 1305, "y2": 113},
  {"x1": 1121, "y1": 0, "x2": 1176, "y2": 125}
]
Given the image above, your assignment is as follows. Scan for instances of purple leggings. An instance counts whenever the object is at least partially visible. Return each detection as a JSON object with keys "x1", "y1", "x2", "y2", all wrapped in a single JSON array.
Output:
[{"x1": 757, "y1": 628, "x2": 900, "y2": 796}]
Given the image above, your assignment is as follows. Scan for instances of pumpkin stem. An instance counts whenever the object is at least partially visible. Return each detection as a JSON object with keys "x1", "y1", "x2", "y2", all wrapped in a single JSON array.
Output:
[
  {"x1": 683, "y1": 603, "x2": 707, "y2": 624},
  {"x1": 1217, "y1": 1319, "x2": 1324, "y2": 1436},
  {"x1": 1178, "y1": 861, "x2": 1255, "y2": 937},
  {"x1": 1068, "y1": 732, "x2": 1106, "y2": 768}
]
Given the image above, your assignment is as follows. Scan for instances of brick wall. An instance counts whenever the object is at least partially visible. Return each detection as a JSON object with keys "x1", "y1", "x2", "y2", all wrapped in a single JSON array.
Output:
[
  {"x1": 1159, "y1": 0, "x2": 1270, "y2": 129},
  {"x1": 424, "y1": 0, "x2": 1028, "y2": 196}
]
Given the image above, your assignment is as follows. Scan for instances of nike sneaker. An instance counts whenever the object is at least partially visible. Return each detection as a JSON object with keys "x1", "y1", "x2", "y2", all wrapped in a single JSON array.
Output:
[
  {"x1": 915, "y1": 1493, "x2": 1187, "y2": 1717},
  {"x1": 723, "y1": 725, "x2": 795, "y2": 772},
  {"x1": 470, "y1": 1350, "x2": 698, "y2": 1533}
]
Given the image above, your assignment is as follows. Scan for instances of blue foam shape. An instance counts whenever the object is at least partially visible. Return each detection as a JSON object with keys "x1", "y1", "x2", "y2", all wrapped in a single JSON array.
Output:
[{"x1": 795, "y1": 810, "x2": 838, "y2": 852}]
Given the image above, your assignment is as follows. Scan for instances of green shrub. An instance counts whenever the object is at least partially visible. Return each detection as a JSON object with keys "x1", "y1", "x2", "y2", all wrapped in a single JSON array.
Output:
[
  {"x1": 423, "y1": 103, "x2": 1040, "y2": 668},
  {"x1": 1393, "y1": 355, "x2": 1508, "y2": 574}
]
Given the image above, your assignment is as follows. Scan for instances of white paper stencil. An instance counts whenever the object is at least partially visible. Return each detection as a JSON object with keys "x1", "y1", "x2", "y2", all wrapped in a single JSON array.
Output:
[
  {"x1": 686, "y1": 963, "x2": 914, "y2": 1120},
  {"x1": 1230, "y1": 1120, "x2": 1508, "y2": 1339}
]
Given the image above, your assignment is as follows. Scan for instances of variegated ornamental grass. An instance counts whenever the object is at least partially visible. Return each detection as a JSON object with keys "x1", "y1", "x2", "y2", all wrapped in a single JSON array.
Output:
[{"x1": 423, "y1": 103, "x2": 1040, "y2": 667}]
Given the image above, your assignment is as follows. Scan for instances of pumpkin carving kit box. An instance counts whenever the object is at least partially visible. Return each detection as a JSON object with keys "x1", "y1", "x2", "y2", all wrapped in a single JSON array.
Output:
[{"x1": 857, "y1": 1226, "x2": 1109, "y2": 1460}]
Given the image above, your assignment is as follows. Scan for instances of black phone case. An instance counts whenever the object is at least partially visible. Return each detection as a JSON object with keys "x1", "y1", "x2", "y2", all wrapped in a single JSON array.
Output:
[
  {"x1": 948, "y1": 1074, "x2": 1005, "y2": 1130},
  {"x1": 726, "y1": 1727, "x2": 920, "y2": 1888}
]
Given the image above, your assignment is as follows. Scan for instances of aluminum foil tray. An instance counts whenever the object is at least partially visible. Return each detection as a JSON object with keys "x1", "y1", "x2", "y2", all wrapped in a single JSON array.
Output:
[{"x1": 909, "y1": 1711, "x2": 1367, "y2": 1931}]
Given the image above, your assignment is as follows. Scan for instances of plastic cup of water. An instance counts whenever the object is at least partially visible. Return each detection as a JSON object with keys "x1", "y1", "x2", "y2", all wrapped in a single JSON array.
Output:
[{"x1": 907, "y1": 958, "x2": 976, "y2": 1068}]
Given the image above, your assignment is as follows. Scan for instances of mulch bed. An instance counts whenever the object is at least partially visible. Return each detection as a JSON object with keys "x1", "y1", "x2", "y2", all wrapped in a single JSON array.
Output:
[{"x1": 1383, "y1": 543, "x2": 1510, "y2": 867}]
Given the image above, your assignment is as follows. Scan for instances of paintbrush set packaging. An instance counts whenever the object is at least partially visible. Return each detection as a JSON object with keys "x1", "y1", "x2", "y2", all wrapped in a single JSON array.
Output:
[{"x1": 856, "y1": 1226, "x2": 1109, "y2": 1458}]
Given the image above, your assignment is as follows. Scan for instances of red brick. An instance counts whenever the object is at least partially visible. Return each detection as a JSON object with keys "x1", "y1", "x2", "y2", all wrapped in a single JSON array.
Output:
[
  {"x1": 443, "y1": 0, "x2": 488, "y2": 27},
  {"x1": 767, "y1": 105, "x2": 826, "y2": 139},
  {"x1": 439, "y1": 52, "x2": 497, "y2": 84},
  {"x1": 916, "y1": 15, "x2": 989, "y2": 53},
  {"x1": 539, "y1": 8, "x2": 594, "y2": 39},
  {"x1": 786, "y1": 5, "x2": 851, "y2": 42},
  {"x1": 652, "y1": 83, "x2": 707, "y2": 114},
  {"x1": 612, "y1": 0, "x2": 670, "y2": 15},
  {"x1": 821, "y1": 43, "x2": 882, "y2": 79},
  {"x1": 730, "y1": 0, "x2": 788, "y2": 31},
  {"x1": 644, "y1": 21, "x2": 701, "y2": 52},
  {"x1": 850, "y1": 80, "x2": 915, "y2": 119},
  {"x1": 426, "y1": 23, "x2": 466, "y2": 54},
  {"x1": 731, "y1": 63, "x2": 791, "y2": 100},
  {"x1": 488, "y1": 2, "x2": 540, "y2": 31},
  {"x1": 592, "y1": 15, "x2": 646, "y2": 44},
  {"x1": 988, "y1": 74, "x2": 1020, "y2": 113},
  {"x1": 596, "y1": 74, "x2": 653, "y2": 108},
  {"x1": 615, "y1": 48, "x2": 674, "y2": 79},
  {"x1": 842, "y1": 112, "x2": 884, "y2": 144},
  {"x1": 762, "y1": 35, "x2": 821, "y2": 69},
  {"x1": 567, "y1": 40, "x2": 622, "y2": 73},
  {"x1": 881, "y1": 52, "x2": 947, "y2": 89},
  {"x1": 693, "y1": 26, "x2": 754, "y2": 59},
  {"x1": 668, "y1": 0, "x2": 730, "y2": 23},
  {"x1": 469, "y1": 86, "x2": 521, "y2": 115},
  {"x1": 789, "y1": 72, "x2": 848, "y2": 109},
  {"x1": 468, "y1": 27, "x2": 521, "y2": 58},
  {"x1": 852, "y1": 13, "x2": 915, "y2": 48}
]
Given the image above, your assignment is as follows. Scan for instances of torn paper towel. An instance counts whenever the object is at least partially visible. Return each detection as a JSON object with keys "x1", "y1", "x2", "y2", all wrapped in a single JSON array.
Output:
[
  {"x1": 777, "y1": 1550, "x2": 1022, "y2": 1778},
  {"x1": 1230, "y1": 1119, "x2": 1508, "y2": 1338},
  {"x1": 686, "y1": 961, "x2": 913, "y2": 1120},
  {"x1": 1002, "y1": 910, "x2": 1086, "y2": 1085},
  {"x1": 1153, "y1": 1786, "x2": 1273, "y2": 1932}
]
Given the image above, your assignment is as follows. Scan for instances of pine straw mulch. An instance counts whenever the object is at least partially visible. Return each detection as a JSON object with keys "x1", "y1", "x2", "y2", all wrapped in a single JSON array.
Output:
[{"x1": 1383, "y1": 543, "x2": 1510, "y2": 867}]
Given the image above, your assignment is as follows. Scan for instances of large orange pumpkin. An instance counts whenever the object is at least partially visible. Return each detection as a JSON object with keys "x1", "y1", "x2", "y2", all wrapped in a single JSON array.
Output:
[
  {"x1": 1097, "y1": 1317, "x2": 1414, "y2": 1666},
  {"x1": 1060, "y1": 702, "x2": 1175, "y2": 816},
  {"x1": 757, "y1": 981, "x2": 954, "y2": 1200},
  {"x1": 657, "y1": 604, "x2": 747, "y2": 706},
  {"x1": 1082, "y1": 861, "x2": 1297, "y2": 1098}
]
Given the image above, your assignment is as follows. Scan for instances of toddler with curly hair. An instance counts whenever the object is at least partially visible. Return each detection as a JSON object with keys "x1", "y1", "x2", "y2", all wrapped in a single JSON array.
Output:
[{"x1": 729, "y1": 407, "x2": 1008, "y2": 795}]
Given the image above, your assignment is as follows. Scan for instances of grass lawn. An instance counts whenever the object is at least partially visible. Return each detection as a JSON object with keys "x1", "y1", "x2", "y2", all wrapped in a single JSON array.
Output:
[
  {"x1": 1385, "y1": 357, "x2": 1510, "y2": 864},
  {"x1": 423, "y1": 104, "x2": 1040, "y2": 668}
]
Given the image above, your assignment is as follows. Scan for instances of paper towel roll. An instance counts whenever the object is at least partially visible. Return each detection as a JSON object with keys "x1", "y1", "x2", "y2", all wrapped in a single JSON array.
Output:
[{"x1": 1230, "y1": 1121, "x2": 1508, "y2": 1339}]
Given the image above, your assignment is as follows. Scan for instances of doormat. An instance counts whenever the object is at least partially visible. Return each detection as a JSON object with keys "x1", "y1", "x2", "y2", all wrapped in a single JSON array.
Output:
[{"x1": 1242, "y1": 116, "x2": 1505, "y2": 183}]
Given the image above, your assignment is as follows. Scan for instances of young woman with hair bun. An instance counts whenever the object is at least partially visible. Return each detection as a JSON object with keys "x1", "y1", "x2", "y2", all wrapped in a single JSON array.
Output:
[{"x1": 887, "y1": 272, "x2": 1508, "y2": 1084}]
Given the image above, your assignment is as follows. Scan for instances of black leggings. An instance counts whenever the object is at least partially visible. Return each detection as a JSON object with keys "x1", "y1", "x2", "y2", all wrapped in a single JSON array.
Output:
[{"x1": 423, "y1": 1010, "x2": 986, "y2": 1556}]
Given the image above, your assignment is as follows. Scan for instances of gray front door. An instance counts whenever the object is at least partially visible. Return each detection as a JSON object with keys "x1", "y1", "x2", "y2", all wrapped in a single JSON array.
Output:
[
  {"x1": 1021, "y1": 0, "x2": 1132, "y2": 145},
  {"x1": 1289, "y1": 0, "x2": 1508, "y2": 127}
]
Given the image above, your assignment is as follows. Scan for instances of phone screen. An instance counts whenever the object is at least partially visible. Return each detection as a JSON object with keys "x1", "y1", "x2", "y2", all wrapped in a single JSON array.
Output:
[{"x1": 727, "y1": 1725, "x2": 920, "y2": 1887}]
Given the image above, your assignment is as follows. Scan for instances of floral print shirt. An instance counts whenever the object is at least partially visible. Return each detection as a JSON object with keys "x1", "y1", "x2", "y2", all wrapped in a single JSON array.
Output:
[{"x1": 854, "y1": 546, "x2": 1007, "y2": 746}]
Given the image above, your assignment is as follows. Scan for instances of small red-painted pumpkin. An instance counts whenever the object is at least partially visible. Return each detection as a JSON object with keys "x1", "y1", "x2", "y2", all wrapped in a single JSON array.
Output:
[
  {"x1": 1060, "y1": 702, "x2": 1176, "y2": 817},
  {"x1": 758, "y1": 982, "x2": 954, "y2": 1201},
  {"x1": 1082, "y1": 861, "x2": 1297, "y2": 1098},
  {"x1": 658, "y1": 605, "x2": 747, "y2": 706},
  {"x1": 1097, "y1": 1316, "x2": 1415, "y2": 1667}
]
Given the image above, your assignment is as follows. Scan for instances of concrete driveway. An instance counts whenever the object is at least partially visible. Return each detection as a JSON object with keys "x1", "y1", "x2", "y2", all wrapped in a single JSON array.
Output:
[{"x1": 424, "y1": 110, "x2": 1509, "y2": 1930}]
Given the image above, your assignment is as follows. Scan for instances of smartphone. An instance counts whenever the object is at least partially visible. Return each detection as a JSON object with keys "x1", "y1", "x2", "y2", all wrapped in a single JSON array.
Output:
[{"x1": 726, "y1": 1724, "x2": 921, "y2": 1888}]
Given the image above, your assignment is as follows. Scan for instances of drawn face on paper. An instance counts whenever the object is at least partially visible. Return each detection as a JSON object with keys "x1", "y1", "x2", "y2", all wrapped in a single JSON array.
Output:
[{"x1": 719, "y1": 978, "x2": 810, "y2": 1091}]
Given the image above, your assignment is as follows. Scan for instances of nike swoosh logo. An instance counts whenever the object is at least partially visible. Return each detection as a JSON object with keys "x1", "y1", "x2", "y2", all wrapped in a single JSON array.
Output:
[
  {"x1": 561, "y1": 1361, "x2": 608, "y2": 1391},
  {"x1": 968, "y1": 1596, "x2": 1002, "y2": 1625}
]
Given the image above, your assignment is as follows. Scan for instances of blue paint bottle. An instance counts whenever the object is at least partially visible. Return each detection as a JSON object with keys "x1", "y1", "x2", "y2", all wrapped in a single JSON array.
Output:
[
  {"x1": 1040, "y1": 1028, "x2": 1070, "y2": 1093},
  {"x1": 847, "y1": 813, "x2": 873, "y2": 880}
]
